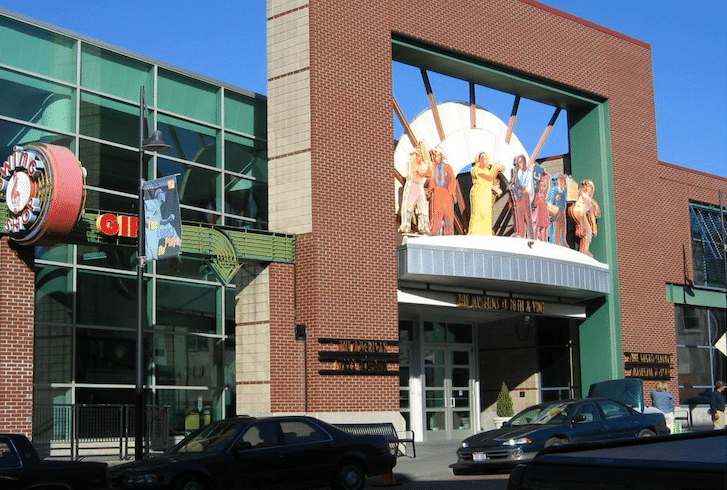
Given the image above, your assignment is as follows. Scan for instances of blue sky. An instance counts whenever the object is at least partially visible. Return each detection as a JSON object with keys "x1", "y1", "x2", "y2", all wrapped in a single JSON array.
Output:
[{"x1": 2, "y1": 0, "x2": 725, "y2": 177}]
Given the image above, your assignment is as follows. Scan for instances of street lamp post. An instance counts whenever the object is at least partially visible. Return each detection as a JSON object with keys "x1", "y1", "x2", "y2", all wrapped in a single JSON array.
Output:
[{"x1": 136, "y1": 86, "x2": 171, "y2": 461}]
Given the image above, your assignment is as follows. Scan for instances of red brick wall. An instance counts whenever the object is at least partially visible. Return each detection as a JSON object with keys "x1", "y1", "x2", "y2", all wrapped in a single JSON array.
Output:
[
  {"x1": 274, "y1": 0, "x2": 722, "y2": 413},
  {"x1": 0, "y1": 237, "x2": 35, "y2": 436},
  {"x1": 648, "y1": 164, "x2": 727, "y2": 402}
]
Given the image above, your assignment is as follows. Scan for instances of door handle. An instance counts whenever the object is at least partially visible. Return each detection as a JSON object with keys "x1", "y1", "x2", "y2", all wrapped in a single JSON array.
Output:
[{"x1": 450, "y1": 398, "x2": 455, "y2": 408}]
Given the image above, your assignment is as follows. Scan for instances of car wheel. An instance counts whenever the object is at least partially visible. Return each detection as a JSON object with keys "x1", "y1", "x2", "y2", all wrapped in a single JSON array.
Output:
[
  {"x1": 173, "y1": 475, "x2": 205, "y2": 490},
  {"x1": 638, "y1": 429, "x2": 656, "y2": 437},
  {"x1": 544, "y1": 437, "x2": 568, "y2": 447},
  {"x1": 331, "y1": 460, "x2": 365, "y2": 490}
]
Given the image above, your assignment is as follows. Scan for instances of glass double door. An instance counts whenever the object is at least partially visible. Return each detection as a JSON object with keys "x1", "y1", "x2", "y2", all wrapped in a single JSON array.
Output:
[{"x1": 424, "y1": 346, "x2": 473, "y2": 440}]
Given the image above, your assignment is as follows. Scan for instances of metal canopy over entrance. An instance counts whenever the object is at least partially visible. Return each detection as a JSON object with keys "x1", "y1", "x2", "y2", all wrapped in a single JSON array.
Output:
[{"x1": 398, "y1": 235, "x2": 610, "y2": 302}]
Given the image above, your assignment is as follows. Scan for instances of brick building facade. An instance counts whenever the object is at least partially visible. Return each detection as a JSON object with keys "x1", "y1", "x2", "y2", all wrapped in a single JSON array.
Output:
[{"x1": 0, "y1": 1, "x2": 724, "y2": 442}]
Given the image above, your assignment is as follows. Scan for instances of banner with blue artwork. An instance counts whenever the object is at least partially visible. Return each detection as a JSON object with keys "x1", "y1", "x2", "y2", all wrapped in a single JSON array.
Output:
[{"x1": 143, "y1": 175, "x2": 181, "y2": 260}]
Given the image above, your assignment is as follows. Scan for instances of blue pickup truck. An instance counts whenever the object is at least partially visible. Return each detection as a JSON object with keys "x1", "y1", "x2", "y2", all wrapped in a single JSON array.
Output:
[{"x1": 0, "y1": 433, "x2": 109, "y2": 490}]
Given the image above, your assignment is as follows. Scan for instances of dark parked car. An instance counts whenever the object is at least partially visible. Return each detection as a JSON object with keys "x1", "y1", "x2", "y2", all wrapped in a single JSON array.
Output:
[
  {"x1": 110, "y1": 415, "x2": 396, "y2": 490},
  {"x1": 451, "y1": 398, "x2": 668, "y2": 474},
  {"x1": 507, "y1": 429, "x2": 726, "y2": 490},
  {"x1": 0, "y1": 433, "x2": 109, "y2": 490}
]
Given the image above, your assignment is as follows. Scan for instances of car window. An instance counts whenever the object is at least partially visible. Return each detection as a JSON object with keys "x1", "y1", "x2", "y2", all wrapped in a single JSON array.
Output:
[
  {"x1": 574, "y1": 402, "x2": 601, "y2": 423},
  {"x1": 531, "y1": 403, "x2": 572, "y2": 425},
  {"x1": 241, "y1": 420, "x2": 282, "y2": 448},
  {"x1": 597, "y1": 400, "x2": 630, "y2": 419},
  {"x1": 509, "y1": 406, "x2": 547, "y2": 425},
  {"x1": 0, "y1": 439, "x2": 22, "y2": 469},
  {"x1": 175, "y1": 421, "x2": 242, "y2": 453},
  {"x1": 280, "y1": 420, "x2": 330, "y2": 445}
]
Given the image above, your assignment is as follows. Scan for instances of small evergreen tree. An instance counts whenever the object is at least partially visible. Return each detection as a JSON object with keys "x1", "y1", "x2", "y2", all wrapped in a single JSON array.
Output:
[{"x1": 496, "y1": 381, "x2": 514, "y2": 417}]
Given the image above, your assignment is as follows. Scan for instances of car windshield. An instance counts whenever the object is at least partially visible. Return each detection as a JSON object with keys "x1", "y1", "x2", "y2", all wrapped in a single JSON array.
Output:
[
  {"x1": 509, "y1": 403, "x2": 572, "y2": 425},
  {"x1": 173, "y1": 421, "x2": 242, "y2": 453}
]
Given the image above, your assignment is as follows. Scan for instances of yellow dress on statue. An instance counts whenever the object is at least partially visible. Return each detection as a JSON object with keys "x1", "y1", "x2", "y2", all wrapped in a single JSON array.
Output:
[{"x1": 468, "y1": 157, "x2": 504, "y2": 236}]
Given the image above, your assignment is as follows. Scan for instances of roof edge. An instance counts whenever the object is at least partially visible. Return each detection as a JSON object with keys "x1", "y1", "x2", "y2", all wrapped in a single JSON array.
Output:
[{"x1": 518, "y1": 0, "x2": 651, "y2": 50}]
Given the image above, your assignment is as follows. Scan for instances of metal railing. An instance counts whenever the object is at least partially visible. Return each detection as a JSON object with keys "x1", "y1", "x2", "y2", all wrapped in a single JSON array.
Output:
[{"x1": 33, "y1": 404, "x2": 170, "y2": 460}]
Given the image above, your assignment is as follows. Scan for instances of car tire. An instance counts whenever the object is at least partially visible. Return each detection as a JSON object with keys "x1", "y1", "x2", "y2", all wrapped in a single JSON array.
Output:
[
  {"x1": 638, "y1": 429, "x2": 656, "y2": 437},
  {"x1": 544, "y1": 437, "x2": 568, "y2": 447},
  {"x1": 331, "y1": 460, "x2": 366, "y2": 490},
  {"x1": 173, "y1": 475, "x2": 206, "y2": 490}
]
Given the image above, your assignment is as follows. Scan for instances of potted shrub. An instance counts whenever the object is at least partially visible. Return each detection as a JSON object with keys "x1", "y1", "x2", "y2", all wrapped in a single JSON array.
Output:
[{"x1": 493, "y1": 381, "x2": 514, "y2": 428}]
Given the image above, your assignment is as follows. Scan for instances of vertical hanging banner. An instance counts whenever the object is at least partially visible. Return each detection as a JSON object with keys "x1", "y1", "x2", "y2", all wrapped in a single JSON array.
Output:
[{"x1": 143, "y1": 175, "x2": 181, "y2": 260}]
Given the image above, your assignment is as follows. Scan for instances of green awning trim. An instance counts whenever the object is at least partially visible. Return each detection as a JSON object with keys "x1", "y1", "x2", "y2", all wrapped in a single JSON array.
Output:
[
  {"x1": 666, "y1": 283, "x2": 727, "y2": 309},
  {"x1": 1, "y1": 207, "x2": 295, "y2": 283}
]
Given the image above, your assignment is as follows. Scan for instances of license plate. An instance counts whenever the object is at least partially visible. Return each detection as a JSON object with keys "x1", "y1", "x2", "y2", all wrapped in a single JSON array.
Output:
[{"x1": 473, "y1": 452, "x2": 488, "y2": 462}]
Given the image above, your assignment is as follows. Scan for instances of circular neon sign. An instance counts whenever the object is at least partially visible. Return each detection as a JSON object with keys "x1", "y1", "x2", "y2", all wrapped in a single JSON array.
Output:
[{"x1": 1, "y1": 144, "x2": 86, "y2": 245}]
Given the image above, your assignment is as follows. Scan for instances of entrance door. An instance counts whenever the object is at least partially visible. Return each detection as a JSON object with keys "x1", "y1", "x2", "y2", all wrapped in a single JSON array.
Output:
[{"x1": 424, "y1": 347, "x2": 474, "y2": 440}]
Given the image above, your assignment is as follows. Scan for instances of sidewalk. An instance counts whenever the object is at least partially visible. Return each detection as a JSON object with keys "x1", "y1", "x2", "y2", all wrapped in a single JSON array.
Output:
[{"x1": 390, "y1": 441, "x2": 461, "y2": 482}]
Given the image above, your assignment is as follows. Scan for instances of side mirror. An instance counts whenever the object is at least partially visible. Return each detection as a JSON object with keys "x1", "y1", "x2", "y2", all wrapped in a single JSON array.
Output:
[
  {"x1": 571, "y1": 415, "x2": 587, "y2": 425},
  {"x1": 234, "y1": 441, "x2": 252, "y2": 453}
]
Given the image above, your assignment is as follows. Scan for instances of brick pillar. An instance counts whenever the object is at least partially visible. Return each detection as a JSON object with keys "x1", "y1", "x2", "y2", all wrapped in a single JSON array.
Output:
[{"x1": 0, "y1": 237, "x2": 35, "y2": 437}]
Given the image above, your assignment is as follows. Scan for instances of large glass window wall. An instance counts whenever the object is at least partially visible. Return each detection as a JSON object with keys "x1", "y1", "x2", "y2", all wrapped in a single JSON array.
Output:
[
  {"x1": 1, "y1": 12, "x2": 267, "y2": 435},
  {"x1": 676, "y1": 305, "x2": 726, "y2": 405}
]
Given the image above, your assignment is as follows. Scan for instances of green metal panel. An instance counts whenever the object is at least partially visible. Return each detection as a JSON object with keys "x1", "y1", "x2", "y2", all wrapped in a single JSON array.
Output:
[
  {"x1": 0, "y1": 68, "x2": 75, "y2": 134},
  {"x1": 158, "y1": 69, "x2": 220, "y2": 125},
  {"x1": 666, "y1": 284, "x2": 727, "y2": 309},
  {"x1": 224, "y1": 91, "x2": 267, "y2": 140},
  {"x1": 392, "y1": 36, "x2": 603, "y2": 111},
  {"x1": 81, "y1": 44, "x2": 153, "y2": 102},
  {"x1": 0, "y1": 15, "x2": 77, "y2": 83},
  {"x1": 569, "y1": 101, "x2": 622, "y2": 390}
]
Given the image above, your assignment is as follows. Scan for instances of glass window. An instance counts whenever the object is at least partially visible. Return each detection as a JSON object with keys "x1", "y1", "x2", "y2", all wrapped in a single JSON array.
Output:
[
  {"x1": 35, "y1": 244, "x2": 73, "y2": 263},
  {"x1": 0, "y1": 438, "x2": 22, "y2": 469},
  {"x1": 0, "y1": 69, "x2": 75, "y2": 132},
  {"x1": 158, "y1": 115, "x2": 218, "y2": 166},
  {"x1": 539, "y1": 347, "x2": 571, "y2": 388},
  {"x1": 153, "y1": 331, "x2": 220, "y2": 388},
  {"x1": 225, "y1": 91, "x2": 266, "y2": 139},
  {"x1": 77, "y1": 269, "x2": 146, "y2": 329},
  {"x1": 280, "y1": 420, "x2": 329, "y2": 445},
  {"x1": 160, "y1": 388, "x2": 221, "y2": 436},
  {"x1": 158, "y1": 70, "x2": 219, "y2": 125},
  {"x1": 596, "y1": 400, "x2": 629, "y2": 419},
  {"x1": 158, "y1": 158, "x2": 220, "y2": 211},
  {"x1": 75, "y1": 328, "x2": 136, "y2": 384},
  {"x1": 156, "y1": 279, "x2": 218, "y2": 334},
  {"x1": 225, "y1": 133, "x2": 267, "y2": 180},
  {"x1": 35, "y1": 265, "x2": 73, "y2": 323},
  {"x1": 81, "y1": 44, "x2": 153, "y2": 101},
  {"x1": 80, "y1": 92, "x2": 138, "y2": 148},
  {"x1": 424, "y1": 322, "x2": 446, "y2": 343},
  {"x1": 425, "y1": 367, "x2": 445, "y2": 387},
  {"x1": 241, "y1": 420, "x2": 281, "y2": 448},
  {"x1": 77, "y1": 244, "x2": 137, "y2": 271},
  {"x1": 0, "y1": 119, "x2": 73, "y2": 159},
  {"x1": 79, "y1": 139, "x2": 141, "y2": 195},
  {"x1": 574, "y1": 402, "x2": 601, "y2": 423},
  {"x1": 157, "y1": 254, "x2": 218, "y2": 282},
  {"x1": 83, "y1": 189, "x2": 136, "y2": 215},
  {"x1": 423, "y1": 349, "x2": 444, "y2": 365},
  {"x1": 0, "y1": 16, "x2": 76, "y2": 82},
  {"x1": 181, "y1": 207, "x2": 220, "y2": 225},
  {"x1": 690, "y1": 203, "x2": 727, "y2": 289},
  {"x1": 399, "y1": 320, "x2": 414, "y2": 342},
  {"x1": 224, "y1": 173, "x2": 267, "y2": 222},
  {"x1": 34, "y1": 325, "x2": 73, "y2": 384},
  {"x1": 225, "y1": 287, "x2": 236, "y2": 336},
  {"x1": 676, "y1": 305, "x2": 726, "y2": 404}
]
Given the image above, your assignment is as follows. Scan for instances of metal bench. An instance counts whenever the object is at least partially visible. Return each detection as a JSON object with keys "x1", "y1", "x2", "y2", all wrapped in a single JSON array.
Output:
[{"x1": 334, "y1": 422, "x2": 416, "y2": 457}]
